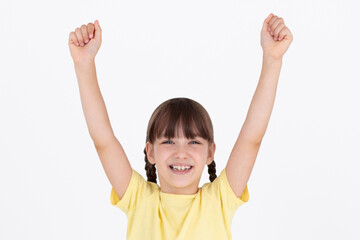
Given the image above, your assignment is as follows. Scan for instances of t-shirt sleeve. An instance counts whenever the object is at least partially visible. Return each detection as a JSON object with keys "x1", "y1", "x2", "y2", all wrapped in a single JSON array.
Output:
[
  {"x1": 204, "y1": 168, "x2": 249, "y2": 218},
  {"x1": 110, "y1": 168, "x2": 156, "y2": 215}
]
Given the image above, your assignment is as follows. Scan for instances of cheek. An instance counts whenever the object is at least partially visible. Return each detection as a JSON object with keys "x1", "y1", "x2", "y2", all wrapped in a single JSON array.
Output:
[
  {"x1": 154, "y1": 148, "x2": 170, "y2": 163},
  {"x1": 193, "y1": 146, "x2": 207, "y2": 155}
]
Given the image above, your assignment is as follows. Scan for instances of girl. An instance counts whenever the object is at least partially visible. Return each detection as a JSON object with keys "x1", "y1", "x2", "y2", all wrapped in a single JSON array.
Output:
[{"x1": 68, "y1": 13, "x2": 293, "y2": 239}]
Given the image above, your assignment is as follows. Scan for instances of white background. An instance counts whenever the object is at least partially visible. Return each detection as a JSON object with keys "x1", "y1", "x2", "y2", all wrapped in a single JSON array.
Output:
[{"x1": 1, "y1": 0, "x2": 359, "y2": 239}]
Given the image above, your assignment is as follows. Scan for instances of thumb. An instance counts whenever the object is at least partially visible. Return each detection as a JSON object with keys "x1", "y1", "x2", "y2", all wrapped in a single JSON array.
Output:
[
  {"x1": 262, "y1": 13, "x2": 273, "y2": 31},
  {"x1": 94, "y1": 19, "x2": 102, "y2": 40}
]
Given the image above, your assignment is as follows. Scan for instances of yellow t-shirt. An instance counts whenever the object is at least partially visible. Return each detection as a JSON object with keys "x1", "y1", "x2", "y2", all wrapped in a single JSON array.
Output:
[{"x1": 110, "y1": 168, "x2": 249, "y2": 240}]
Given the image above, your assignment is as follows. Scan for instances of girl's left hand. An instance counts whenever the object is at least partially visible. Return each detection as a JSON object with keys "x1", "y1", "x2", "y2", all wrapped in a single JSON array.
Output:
[{"x1": 261, "y1": 13, "x2": 293, "y2": 60}]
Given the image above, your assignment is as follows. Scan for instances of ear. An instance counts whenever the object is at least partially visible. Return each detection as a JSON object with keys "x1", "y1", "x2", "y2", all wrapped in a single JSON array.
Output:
[
  {"x1": 145, "y1": 142, "x2": 156, "y2": 164},
  {"x1": 206, "y1": 142, "x2": 216, "y2": 165}
]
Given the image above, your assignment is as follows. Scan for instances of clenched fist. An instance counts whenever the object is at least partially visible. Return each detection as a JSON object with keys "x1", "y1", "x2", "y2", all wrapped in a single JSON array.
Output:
[
  {"x1": 68, "y1": 20, "x2": 102, "y2": 63},
  {"x1": 260, "y1": 13, "x2": 293, "y2": 60}
]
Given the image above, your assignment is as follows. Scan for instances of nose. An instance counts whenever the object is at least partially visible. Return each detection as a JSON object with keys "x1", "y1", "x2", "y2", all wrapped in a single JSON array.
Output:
[{"x1": 175, "y1": 144, "x2": 189, "y2": 159}]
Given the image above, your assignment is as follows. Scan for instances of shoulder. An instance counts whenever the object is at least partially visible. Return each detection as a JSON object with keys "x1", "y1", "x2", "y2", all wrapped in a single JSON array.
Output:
[
  {"x1": 110, "y1": 168, "x2": 160, "y2": 213},
  {"x1": 201, "y1": 168, "x2": 249, "y2": 205}
]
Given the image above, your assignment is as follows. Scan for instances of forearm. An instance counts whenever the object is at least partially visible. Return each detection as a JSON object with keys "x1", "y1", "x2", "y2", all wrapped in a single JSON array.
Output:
[
  {"x1": 74, "y1": 60, "x2": 115, "y2": 147},
  {"x1": 240, "y1": 54, "x2": 282, "y2": 144}
]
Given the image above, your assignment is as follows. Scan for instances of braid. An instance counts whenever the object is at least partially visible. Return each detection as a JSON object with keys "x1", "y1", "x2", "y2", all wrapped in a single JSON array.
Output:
[
  {"x1": 143, "y1": 147, "x2": 157, "y2": 183},
  {"x1": 207, "y1": 160, "x2": 217, "y2": 182}
]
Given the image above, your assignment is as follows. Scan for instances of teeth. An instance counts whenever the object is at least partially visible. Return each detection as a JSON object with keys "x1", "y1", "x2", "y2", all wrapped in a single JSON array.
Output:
[{"x1": 172, "y1": 165, "x2": 191, "y2": 171}]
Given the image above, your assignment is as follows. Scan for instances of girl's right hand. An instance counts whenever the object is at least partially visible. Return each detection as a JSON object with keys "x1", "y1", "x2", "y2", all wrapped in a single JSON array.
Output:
[{"x1": 68, "y1": 20, "x2": 102, "y2": 63}]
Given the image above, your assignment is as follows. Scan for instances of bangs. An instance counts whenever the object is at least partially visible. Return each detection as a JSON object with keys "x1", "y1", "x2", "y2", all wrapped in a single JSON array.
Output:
[{"x1": 148, "y1": 98, "x2": 213, "y2": 143}]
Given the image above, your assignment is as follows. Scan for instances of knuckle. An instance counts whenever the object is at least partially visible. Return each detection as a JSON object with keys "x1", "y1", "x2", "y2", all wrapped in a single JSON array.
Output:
[{"x1": 87, "y1": 24, "x2": 94, "y2": 32}]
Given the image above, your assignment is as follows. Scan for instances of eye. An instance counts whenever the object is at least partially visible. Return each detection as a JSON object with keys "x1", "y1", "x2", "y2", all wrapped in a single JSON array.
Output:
[
  {"x1": 163, "y1": 140, "x2": 173, "y2": 144},
  {"x1": 190, "y1": 141, "x2": 200, "y2": 144}
]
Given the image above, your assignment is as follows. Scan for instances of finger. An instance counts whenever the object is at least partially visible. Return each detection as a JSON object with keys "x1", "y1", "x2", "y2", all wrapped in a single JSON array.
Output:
[
  {"x1": 262, "y1": 13, "x2": 274, "y2": 32},
  {"x1": 75, "y1": 28, "x2": 84, "y2": 46},
  {"x1": 81, "y1": 24, "x2": 89, "y2": 44},
  {"x1": 265, "y1": 13, "x2": 274, "y2": 24},
  {"x1": 93, "y1": 19, "x2": 102, "y2": 40},
  {"x1": 273, "y1": 22, "x2": 285, "y2": 40},
  {"x1": 69, "y1": 32, "x2": 79, "y2": 46},
  {"x1": 87, "y1": 23, "x2": 95, "y2": 39},
  {"x1": 270, "y1": 17, "x2": 283, "y2": 37},
  {"x1": 268, "y1": 15, "x2": 278, "y2": 34},
  {"x1": 278, "y1": 27, "x2": 290, "y2": 41}
]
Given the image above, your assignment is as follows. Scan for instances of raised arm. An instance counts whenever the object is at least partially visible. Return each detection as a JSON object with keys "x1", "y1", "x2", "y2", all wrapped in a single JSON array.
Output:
[
  {"x1": 69, "y1": 20, "x2": 132, "y2": 199},
  {"x1": 74, "y1": 60, "x2": 116, "y2": 147},
  {"x1": 226, "y1": 13, "x2": 293, "y2": 198}
]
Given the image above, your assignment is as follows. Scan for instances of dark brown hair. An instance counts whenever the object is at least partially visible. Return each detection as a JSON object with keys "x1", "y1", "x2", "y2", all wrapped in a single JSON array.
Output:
[{"x1": 143, "y1": 97, "x2": 217, "y2": 183}]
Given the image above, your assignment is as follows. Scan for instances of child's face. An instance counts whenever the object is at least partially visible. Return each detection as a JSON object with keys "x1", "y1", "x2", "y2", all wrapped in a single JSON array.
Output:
[{"x1": 146, "y1": 131, "x2": 215, "y2": 195}]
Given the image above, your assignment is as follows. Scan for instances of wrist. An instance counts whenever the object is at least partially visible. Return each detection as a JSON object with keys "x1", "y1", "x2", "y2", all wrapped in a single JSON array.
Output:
[
  {"x1": 74, "y1": 58, "x2": 95, "y2": 67},
  {"x1": 262, "y1": 52, "x2": 283, "y2": 63}
]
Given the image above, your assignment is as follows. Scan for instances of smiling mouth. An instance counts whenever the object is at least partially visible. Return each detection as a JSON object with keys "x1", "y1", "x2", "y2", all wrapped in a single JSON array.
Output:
[
  {"x1": 169, "y1": 165, "x2": 193, "y2": 170},
  {"x1": 169, "y1": 165, "x2": 193, "y2": 174}
]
